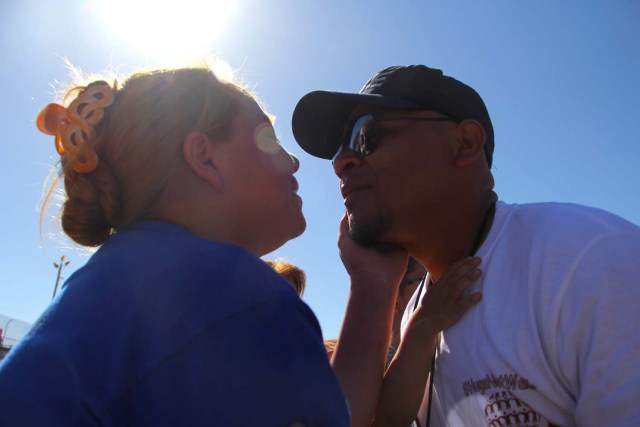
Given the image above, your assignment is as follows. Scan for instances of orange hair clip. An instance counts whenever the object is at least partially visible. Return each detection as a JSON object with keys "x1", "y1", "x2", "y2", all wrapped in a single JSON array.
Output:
[{"x1": 36, "y1": 82, "x2": 115, "y2": 173}]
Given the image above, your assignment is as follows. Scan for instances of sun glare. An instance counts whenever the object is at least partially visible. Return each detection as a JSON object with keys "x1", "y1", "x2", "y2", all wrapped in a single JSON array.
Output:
[{"x1": 91, "y1": 0, "x2": 236, "y2": 56}]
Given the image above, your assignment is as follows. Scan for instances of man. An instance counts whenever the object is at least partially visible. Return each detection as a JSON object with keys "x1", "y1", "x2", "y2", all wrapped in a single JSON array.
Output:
[{"x1": 292, "y1": 65, "x2": 640, "y2": 426}]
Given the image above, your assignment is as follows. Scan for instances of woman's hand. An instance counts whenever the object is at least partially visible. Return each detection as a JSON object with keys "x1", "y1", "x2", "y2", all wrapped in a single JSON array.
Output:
[
  {"x1": 337, "y1": 213, "x2": 408, "y2": 293},
  {"x1": 408, "y1": 256, "x2": 482, "y2": 338}
]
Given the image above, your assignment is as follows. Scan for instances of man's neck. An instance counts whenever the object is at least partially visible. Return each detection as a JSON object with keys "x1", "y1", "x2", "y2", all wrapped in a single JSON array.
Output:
[{"x1": 409, "y1": 191, "x2": 497, "y2": 281}]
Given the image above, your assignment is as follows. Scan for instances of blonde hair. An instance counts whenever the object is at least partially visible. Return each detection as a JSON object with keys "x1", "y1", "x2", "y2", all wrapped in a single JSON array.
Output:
[
  {"x1": 42, "y1": 63, "x2": 258, "y2": 247},
  {"x1": 265, "y1": 259, "x2": 307, "y2": 296},
  {"x1": 323, "y1": 339, "x2": 338, "y2": 360}
]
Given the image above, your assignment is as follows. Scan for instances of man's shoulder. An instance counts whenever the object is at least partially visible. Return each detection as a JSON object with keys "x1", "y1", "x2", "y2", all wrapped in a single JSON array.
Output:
[{"x1": 497, "y1": 200, "x2": 638, "y2": 235}]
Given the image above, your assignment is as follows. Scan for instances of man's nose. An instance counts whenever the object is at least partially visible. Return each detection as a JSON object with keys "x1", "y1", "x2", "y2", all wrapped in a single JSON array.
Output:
[{"x1": 332, "y1": 147, "x2": 362, "y2": 179}]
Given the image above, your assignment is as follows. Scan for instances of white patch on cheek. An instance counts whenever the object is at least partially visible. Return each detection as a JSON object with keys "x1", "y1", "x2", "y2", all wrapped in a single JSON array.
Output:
[
  {"x1": 254, "y1": 123, "x2": 292, "y2": 173},
  {"x1": 255, "y1": 124, "x2": 280, "y2": 154},
  {"x1": 253, "y1": 123, "x2": 282, "y2": 155}
]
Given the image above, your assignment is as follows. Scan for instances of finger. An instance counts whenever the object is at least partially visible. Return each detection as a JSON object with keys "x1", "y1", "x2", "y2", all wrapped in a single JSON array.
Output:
[
  {"x1": 337, "y1": 212, "x2": 351, "y2": 255},
  {"x1": 453, "y1": 292, "x2": 483, "y2": 317},
  {"x1": 415, "y1": 289, "x2": 482, "y2": 332},
  {"x1": 435, "y1": 256, "x2": 481, "y2": 288},
  {"x1": 436, "y1": 292, "x2": 483, "y2": 328},
  {"x1": 338, "y1": 211, "x2": 349, "y2": 238},
  {"x1": 434, "y1": 257, "x2": 481, "y2": 300},
  {"x1": 448, "y1": 267, "x2": 483, "y2": 301},
  {"x1": 419, "y1": 269, "x2": 480, "y2": 314}
]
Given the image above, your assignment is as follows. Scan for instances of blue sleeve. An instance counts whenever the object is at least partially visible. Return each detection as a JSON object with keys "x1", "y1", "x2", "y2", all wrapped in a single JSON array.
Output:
[{"x1": 0, "y1": 339, "x2": 102, "y2": 426}]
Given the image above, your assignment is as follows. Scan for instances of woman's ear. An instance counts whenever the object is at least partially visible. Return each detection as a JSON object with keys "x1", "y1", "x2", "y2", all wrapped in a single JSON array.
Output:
[
  {"x1": 453, "y1": 119, "x2": 486, "y2": 167},
  {"x1": 182, "y1": 131, "x2": 223, "y2": 188}
]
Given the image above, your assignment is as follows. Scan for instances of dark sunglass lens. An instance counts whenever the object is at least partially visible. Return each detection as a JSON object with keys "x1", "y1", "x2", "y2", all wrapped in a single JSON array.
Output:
[
  {"x1": 349, "y1": 115, "x2": 376, "y2": 157},
  {"x1": 354, "y1": 127, "x2": 367, "y2": 156}
]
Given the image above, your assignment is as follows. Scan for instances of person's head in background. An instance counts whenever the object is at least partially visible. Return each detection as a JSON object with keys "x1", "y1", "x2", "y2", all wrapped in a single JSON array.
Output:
[
  {"x1": 39, "y1": 58, "x2": 305, "y2": 255},
  {"x1": 391, "y1": 257, "x2": 426, "y2": 350},
  {"x1": 265, "y1": 259, "x2": 307, "y2": 296},
  {"x1": 324, "y1": 339, "x2": 338, "y2": 360}
]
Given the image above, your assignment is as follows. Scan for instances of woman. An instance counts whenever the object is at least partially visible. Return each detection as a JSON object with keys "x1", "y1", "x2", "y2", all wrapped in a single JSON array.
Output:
[{"x1": 0, "y1": 62, "x2": 349, "y2": 426}]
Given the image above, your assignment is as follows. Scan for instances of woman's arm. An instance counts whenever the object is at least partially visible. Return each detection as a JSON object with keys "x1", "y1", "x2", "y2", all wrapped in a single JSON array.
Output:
[{"x1": 332, "y1": 214, "x2": 409, "y2": 427}]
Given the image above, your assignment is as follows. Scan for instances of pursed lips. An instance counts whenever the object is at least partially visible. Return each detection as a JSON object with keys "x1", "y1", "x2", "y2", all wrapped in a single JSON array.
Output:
[
  {"x1": 291, "y1": 178, "x2": 303, "y2": 206},
  {"x1": 340, "y1": 179, "x2": 371, "y2": 201}
]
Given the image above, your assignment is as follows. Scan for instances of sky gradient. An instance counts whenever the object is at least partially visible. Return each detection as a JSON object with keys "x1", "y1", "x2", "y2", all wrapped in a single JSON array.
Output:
[{"x1": 1, "y1": 0, "x2": 639, "y2": 341}]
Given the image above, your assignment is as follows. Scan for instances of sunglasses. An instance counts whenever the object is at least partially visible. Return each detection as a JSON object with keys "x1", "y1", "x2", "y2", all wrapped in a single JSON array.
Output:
[{"x1": 332, "y1": 113, "x2": 458, "y2": 162}]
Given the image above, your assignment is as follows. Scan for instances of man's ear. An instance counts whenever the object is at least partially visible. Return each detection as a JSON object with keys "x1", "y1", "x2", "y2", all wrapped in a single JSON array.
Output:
[
  {"x1": 453, "y1": 119, "x2": 486, "y2": 167},
  {"x1": 182, "y1": 131, "x2": 223, "y2": 188}
]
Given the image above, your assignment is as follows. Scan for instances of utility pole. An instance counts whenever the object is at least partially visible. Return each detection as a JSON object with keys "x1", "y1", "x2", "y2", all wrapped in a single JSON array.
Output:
[
  {"x1": 52, "y1": 255, "x2": 70, "y2": 300},
  {"x1": 2, "y1": 318, "x2": 15, "y2": 348}
]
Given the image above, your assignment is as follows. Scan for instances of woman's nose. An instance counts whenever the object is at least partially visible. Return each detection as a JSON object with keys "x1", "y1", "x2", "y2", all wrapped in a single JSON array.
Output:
[{"x1": 290, "y1": 153, "x2": 300, "y2": 172}]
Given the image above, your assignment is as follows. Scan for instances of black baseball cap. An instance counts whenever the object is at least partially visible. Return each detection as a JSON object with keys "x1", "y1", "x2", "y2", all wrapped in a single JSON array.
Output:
[{"x1": 292, "y1": 65, "x2": 494, "y2": 167}]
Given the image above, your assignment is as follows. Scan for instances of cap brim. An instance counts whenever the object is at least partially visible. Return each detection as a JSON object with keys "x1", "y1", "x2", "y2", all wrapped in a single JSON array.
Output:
[{"x1": 292, "y1": 90, "x2": 424, "y2": 160}]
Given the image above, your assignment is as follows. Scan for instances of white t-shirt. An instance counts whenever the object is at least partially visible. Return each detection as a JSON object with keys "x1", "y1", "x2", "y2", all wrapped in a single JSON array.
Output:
[{"x1": 402, "y1": 201, "x2": 640, "y2": 427}]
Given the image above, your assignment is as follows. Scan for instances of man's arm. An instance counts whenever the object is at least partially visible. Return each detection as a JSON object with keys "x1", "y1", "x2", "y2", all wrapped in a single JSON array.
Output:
[{"x1": 565, "y1": 232, "x2": 640, "y2": 426}]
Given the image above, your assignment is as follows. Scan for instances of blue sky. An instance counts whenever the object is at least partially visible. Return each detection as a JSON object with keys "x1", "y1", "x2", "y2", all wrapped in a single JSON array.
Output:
[{"x1": 1, "y1": 0, "x2": 639, "y2": 341}]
